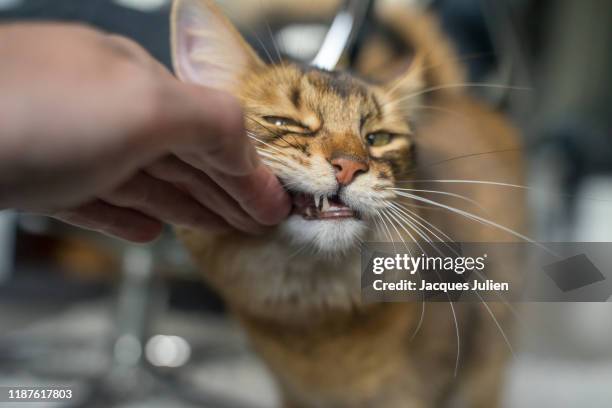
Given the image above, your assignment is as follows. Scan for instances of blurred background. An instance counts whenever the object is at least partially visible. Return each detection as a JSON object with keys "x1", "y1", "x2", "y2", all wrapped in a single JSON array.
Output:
[{"x1": 0, "y1": 0, "x2": 611, "y2": 407}]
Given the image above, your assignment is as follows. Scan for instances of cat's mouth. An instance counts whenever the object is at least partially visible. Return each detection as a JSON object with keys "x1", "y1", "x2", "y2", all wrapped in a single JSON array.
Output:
[{"x1": 291, "y1": 192, "x2": 360, "y2": 221}]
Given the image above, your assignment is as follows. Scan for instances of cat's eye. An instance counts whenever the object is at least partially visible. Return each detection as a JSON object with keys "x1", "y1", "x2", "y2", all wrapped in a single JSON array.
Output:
[
  {"x1": 366, "y1": 132, "x2": 393, "y2": 147},
  {"x1": 264, "y1": 116, "x2": 305, "y2": 129}
]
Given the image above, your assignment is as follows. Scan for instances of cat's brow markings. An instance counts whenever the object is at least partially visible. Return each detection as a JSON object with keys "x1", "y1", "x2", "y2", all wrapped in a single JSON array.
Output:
[
  {"x1": 359, "y1": 114, "x2": 369, "y2": 131},
  {"x1": 326, "y1": 76, "x2": 359, "y2": 99},
  {"x1": 371, "y1": 95, "x2": 384, "y2": 119},
  {"x1": 304, "y1": 68, "x2": 368, "y2": 100},
  {"x1": 290, "y1": 87, "x2": 301, "y2": 109},
  {"x1": 360, "y1": 105, "x2": 381, "y2": 130}
]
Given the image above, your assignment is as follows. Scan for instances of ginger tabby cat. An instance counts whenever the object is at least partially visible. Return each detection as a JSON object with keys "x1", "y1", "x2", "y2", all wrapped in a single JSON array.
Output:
[{"x1": 171, "y1": 1, "x2": 525, "y2": 406}]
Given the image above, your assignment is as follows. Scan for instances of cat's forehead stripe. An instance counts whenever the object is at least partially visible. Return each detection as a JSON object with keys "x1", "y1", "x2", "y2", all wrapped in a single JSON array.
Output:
[
  {"x1": 290, "y1": 87, "x2": 301, "y2": 108},
  {"x1": 300, "y1": 67, "x2": 368, "y2": 100},
  {"x1": 371, "y1": 95, "x2": 383, "y2": 119}
]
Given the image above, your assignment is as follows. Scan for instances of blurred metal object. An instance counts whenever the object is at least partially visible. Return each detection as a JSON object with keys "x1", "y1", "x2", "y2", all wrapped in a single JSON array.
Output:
[
  {"x1": 0, "y1": 211, "x2": 17, "y2": 284},
  {"x1": 112, "y1": 0, "x2": 170, "y2": 12},
  {"x1": 276, "y1": 23, "x2": 329, "y2": 62},
  {"x1": 0, "y1": 0, "x2": 22, "y2": 11},
  {"x1": 311, "y1": 0, "x2": 374, "y2": 70},
  {"x1": 145, "y1": 334, "x2": 191, "y2": 368},
  {"x1": 105, "y1": 245, "x2": 160, "y2": 400}
]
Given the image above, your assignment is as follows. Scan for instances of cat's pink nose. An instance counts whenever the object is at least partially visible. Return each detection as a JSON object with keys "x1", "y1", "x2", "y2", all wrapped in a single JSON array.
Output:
[{"x1": 331, "y1": 157, "x2": 369, "y2": 185}]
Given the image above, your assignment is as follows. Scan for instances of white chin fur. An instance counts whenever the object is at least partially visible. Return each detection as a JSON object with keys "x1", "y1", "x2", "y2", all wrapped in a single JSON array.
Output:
[{"x1": 280, "y1": 215, "x2": 367, "y2": 254}]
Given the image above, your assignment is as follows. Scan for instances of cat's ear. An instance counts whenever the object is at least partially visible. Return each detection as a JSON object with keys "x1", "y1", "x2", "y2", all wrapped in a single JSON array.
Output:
[
  {"x1": 381, "y1": 54, "x2": 428, "y2": 112},
  {"x1": 375, "y1": 7, "x2": 464, "y2": 109},
  {"x1": 171, "y1": 0, "x2": 264, "y2": 91}
]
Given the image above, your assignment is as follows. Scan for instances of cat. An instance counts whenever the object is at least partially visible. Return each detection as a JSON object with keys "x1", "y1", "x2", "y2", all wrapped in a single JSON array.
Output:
[{"x1": 171, "y1": 0, "x2": 526, "y2": 407}]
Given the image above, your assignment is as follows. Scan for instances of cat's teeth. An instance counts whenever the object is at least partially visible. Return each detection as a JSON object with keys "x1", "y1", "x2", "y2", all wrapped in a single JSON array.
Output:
[
  {"x1": 315, "y1": 194, "x2": 322, "y2": 211},
  {"x1": 321, "y1": 195, "x2": 330, "y2": 212}
]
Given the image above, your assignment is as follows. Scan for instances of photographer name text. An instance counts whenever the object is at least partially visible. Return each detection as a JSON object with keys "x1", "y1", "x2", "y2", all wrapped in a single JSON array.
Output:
[{"x1": 369, "y1": 253, "x2": 510, "y2": 293}]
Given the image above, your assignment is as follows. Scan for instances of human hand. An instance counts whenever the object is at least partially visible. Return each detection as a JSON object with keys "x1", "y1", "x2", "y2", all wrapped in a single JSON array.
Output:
[{"x1": 0, "y1": 23, "x2": 291, "y2": 242}]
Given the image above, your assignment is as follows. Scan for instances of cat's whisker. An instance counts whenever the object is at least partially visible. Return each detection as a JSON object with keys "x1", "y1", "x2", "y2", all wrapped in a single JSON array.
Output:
[
  {"x1": 388, "y1": 187, "x2": 487, "y2": 214},
  {"x1": 258, "y1": 156, "x2": 303, "y2": 177},
  {"x1": 380, "y1": 209, "x2": 411, "y2": 253},
  {"x1": 279, "y1": 179, "x2": 303, "y2": 189},
  {"x1": 479, "y1": 302, "x2": 516, "y2": 357},
  {"x1": 247, "y1": 47, "x2": 291, "y2": 89},
  {"x1": 375, "y1": 207, "x2": 427, "y2": 342},
  {"x1": 383, "y1": 51, "x2": 496, "y2": 98},
  {"x1": 412, "y1": 297, "x2": 426, "y2": 342},
  {"x1": 247, "y1": 132, "x2": 293, "y2": 156},
  {"x1": 389, "y1": 203, "x2": 521, "y2": 356},
  {"x1": 406, "y1": 179, "x2": 532, "y2": 190},
  {"x1": 386, "y1": 208, "x2": 431, "y2": 244},
  {"x1": 265, "y1": 20, "x2": 284, "y2": 64},
  {"x1": 383, "y1": 208, "x2": 462, "y2": 375},
  {"x1": 391, "y1": 190, "x2": 556, "y2": 255},
  {"x1": 256, "y1": 150, "x2": 299, "y2": 169},
  {"x1": 250, "y1": 136, "x2": 307, "y2": 172},
  {"x1": 392, "y1": 203, "x2": 497, "y2": 282},
  {"x1": 395, "y1": 201, "x2": 442, "y2": 211},
  {"x1": 261, "y1": 159, "x2": 277, "y2": 168},
  {"x1": 254, "y1": 149, "x2": 294, "y2": 167},
  {"x1": 259, "y1": 156, "x2": 302, "y2": 173},
  {"x1": 402, "y1": 178, "x2": 612, "y2": 204},
  {"x1": 250, "y1": 3, "x2": 295, "y2": 88},
  {"x1": 254, "y1": 147, "x2": 281, "y2": 158},
  {"x1": 384, "y1": 207, "x2": 442, "y2": 255},
  {"x1": 374, "y1": 208, "x2": 392, "y2": 242},
  {"x1": 245, "y1": 116, "x2": 301, "y2": 150},
  {"x1": 373, "y1": 210, "x2": 393, "y2": 242},
  {"x1": 407, "y1": 104, "x2": 471, "y2": 121},
  {"x1": 377, "y1": 211, "x2": 398, "y2": 254},
  {"x1": 391, "y1": 202, "x2": 453, "y2": 242},
  {"x1": 260, "y1": 159, "x2": 296, "y2": 173},
  {"x1": 380, "y1": 208, "x2": 428, "y2": 341},
  {"x1": 383, "y1": 208, "x2": 418, "y2": 245},
  {"x1": 256, "y1": 14, "x2": 299, "y2": 91},
  {"x1": 246, "y1": 23, "x2": 277, "y2": 65},
  {"x1": 370, "y1": 212, "x2": 384, "y2": 238},
  {"x1": 255, "y1": 148, "x2": 293, "y2": 164},
  {"x1": 384, "y1": 83, "x2": 531, "y2": 109},
  {"x1": 401, "y1": 148, "x2": 523, "y2": 175},
  {"x1": 387, "y1": 206, "x2": 512, "y2": 308},
  {"x1": 389, "y1": 206, "x2": 526, "y2": 360}
]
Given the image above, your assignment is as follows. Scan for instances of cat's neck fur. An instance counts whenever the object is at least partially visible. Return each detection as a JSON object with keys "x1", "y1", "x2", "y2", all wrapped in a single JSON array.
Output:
[{"x1": 180, "y1": 226, "x2": 385, "y2": 323}]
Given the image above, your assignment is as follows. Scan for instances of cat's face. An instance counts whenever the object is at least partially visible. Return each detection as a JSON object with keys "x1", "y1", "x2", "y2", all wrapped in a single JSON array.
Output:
[
  {"x1": 172, "y1": 0, "x2": 423, "y2": 253},
  {"x1": 240, "y1": 66, "x2": 416, "y2": 252}
]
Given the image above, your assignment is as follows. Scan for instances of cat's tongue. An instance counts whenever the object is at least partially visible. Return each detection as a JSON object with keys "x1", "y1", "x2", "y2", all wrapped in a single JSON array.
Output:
[{"x1": 292, "y1": 193, "x2": 358, "y2": 220}]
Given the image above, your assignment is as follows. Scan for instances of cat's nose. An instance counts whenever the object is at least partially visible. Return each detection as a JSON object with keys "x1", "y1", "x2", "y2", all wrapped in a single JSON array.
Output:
[{"x1": 331, "y1": 157, "x2": 369, "y2": 185}]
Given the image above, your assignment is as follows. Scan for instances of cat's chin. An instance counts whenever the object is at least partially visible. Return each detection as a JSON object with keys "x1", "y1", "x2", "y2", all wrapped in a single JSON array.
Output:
[{"x1": 279, "y1": 215, "x2": 367, "y2": 254}]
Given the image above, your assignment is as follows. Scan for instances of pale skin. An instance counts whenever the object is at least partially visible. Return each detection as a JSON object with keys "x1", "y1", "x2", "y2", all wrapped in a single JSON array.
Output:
[{"x1": 0, "y1": 23, "x2": 291, "y2": 242}]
